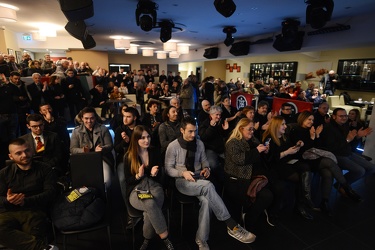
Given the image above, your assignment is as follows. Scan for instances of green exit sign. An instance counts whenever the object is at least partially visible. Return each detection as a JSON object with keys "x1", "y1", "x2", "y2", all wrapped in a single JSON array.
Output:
[{"x1": 22, "y1": 35, "x2": 31, "y2": 40}]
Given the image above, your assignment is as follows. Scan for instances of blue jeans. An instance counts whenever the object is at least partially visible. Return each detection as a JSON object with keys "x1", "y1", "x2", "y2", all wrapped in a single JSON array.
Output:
[
  {"x1": 336, "y1": 153, "x2": 375, "y2": 185},
  {"x1": 175, "y1": 178, "x2": 231, "y2": 242}
]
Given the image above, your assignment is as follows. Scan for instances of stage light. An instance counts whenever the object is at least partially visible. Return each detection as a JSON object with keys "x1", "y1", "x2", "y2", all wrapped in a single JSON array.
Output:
[
  {"x1": 273, "y1": 19, "x2": 305, "y2": 52},
  {"x1": 160, "y1": 20, "x2": 173, "y2": 43},
  {"x1": 214, "y1": 0, "x2": 236, "y2": 18},
  {"x1": 306, "y1": 0, "x2": 334, "y2": 29},
  {"x1": 223, "y1": 26, "x2": 236, "y2": 47},
  {"x1": 135, "y1": 0, "x2": 158, "y2": 32}
]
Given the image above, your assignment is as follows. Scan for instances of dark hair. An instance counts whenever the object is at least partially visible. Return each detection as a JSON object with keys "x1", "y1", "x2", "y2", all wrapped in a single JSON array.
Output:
[
  {"x1": 123, "y1": 107, "x2": 140, "y2": 120},
  {"x1": 241, "y1": 105, "x2": 254, "y2": 115},
  {"x1": 221, "y1": 95, "x2": 230, "y2": 103},
  {"x1": 147, "y1": 99, "x2": 159, "y2": 111},
  {"x1": 9, "y1": 137, "x2": 27, "y2": 147},
  {"x1": 162, "y1": 105, "x2": 177, "y2": 122},
  {"x1": 10, "y1": 71, "x2": 21, "y2": 77},
  {"x1": 181, "y1": 116, "x2": 196, "y2": 130},
  {"x1": 26, "y1": 113, "x2": 44, "y2": 124},
  {"x1": 281, "y1": 102, "x2": 293, "y2": 109},
  {"x1": 80, "y1": 106, "x2": 96, "y2": 117},
  {"x1": 258, "y1": 100, "x2": 269, "y2": 108},
  {"x1": 332, "y1": 108, "x2": 345, "y2": 116}
]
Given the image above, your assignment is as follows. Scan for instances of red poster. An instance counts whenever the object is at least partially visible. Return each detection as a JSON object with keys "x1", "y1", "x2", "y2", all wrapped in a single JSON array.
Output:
[
  {"x1": 231, "y1": 92, "x2": 253, "y2": 110},
  {"x1": 272, "y1": 97, "x2": 313, "y2": 114}
]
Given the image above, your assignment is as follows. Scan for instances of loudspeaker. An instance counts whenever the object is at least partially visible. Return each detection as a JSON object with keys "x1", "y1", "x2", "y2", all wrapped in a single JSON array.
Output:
[
  {"x1": 65, "y1": 21, "x2": 88, "y2": 41},
  {"x1": 214, "y1": 0, "x2": 236, "y2": 18},
  {"x1": 59, "y1": 0, "x2": 94, "y2": 22},
  {"x1": 229, "y1": 41, "x2": 250, "y2": 56},
  {"x1": 272, "y1": 31, "x2": 304, "y2": 52},
  {"x1": 82, "y1": 35, "x2": 96, "y2": 50},
  {"x1": 203, "y1": 47, "x2": 219, "y2": 59}
]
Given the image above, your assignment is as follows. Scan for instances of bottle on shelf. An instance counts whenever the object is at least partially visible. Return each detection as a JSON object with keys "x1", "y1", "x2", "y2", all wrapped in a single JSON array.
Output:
[{"x1": 343, "y1": 61, "x2": 349, "y2": 74}]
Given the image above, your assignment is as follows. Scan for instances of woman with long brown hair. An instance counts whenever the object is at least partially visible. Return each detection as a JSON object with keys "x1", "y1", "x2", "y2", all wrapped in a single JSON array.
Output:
[{"x1": 121, "y1": 125, "x2": 174, "y2": 250}]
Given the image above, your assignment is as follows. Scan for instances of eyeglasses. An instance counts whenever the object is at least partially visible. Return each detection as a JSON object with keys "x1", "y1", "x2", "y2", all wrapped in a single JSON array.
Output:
[{"x1": 30, "y1": 124, "x2": 44, "y2": 128}]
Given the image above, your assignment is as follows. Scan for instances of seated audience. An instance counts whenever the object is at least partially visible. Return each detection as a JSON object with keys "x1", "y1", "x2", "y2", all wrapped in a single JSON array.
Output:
[
  {"x1": 197, "y1": 99, "x2": 211, "y2": 125},
  {"x1": 165, "y1": 116, "x2": 256, "y2": 249},
  {"x1": 224, "y1": 118, "x2": 273, "y2": 230},
  {"x1": 279, "y1": 102, "x2": 297, "y2": 124},
  {"x1": 262, "y1": 116, "x2": 314, "y2": 220},
  {"x1": 70, "y1": 107, "x2": 114, "y2": 187},
  {"x1": 119, "y1": 125, "x2": 174, "y2": 250},
  {"x1": 313, "y1": 102, "x2": 330, "y2": 128},
  {"x1": 220, "y1": 95, "x2": 241, "y2": 133},
  {"x1": 347, "y1": 108, "x2": 365, "y2": 152},
  {"x1": 0, "y1": 138, "x2": 57, "y2": 250},
  {"x1": 20, "y1": 114, "x2": 63, "y2": 175}
]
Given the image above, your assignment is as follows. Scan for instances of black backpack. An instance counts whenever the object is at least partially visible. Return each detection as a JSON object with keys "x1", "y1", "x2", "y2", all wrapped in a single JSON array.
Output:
[{"x1": 51, "y1": 187, "x2": 105, "y2": 231}]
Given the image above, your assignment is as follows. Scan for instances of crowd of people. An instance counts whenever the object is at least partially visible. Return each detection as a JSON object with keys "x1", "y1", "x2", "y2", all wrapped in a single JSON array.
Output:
[{"x1": 0, "y1": 54, "x2": 374, "y2": 250}]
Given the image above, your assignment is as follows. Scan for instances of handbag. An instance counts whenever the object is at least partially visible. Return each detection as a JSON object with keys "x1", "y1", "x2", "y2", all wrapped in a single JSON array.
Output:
[
  {"x1": 247, "y1": 175, "x2": 268, "y2": 202},
  {"x1": 135, "y1": 177, "x2": 154, "y2": 200},
  {"x1": 302, "y1": 147, "x2": 337, "y2": 164}
]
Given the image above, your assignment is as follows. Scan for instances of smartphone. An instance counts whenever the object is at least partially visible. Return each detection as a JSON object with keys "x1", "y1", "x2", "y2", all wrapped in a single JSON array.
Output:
[{"x1": 264, "y1": 138, "x2": 271, "y2": 146}]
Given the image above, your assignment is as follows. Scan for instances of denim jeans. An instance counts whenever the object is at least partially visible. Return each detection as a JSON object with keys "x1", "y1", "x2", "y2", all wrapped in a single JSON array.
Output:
[
  {"x1": 175, "y1": 178, "x2": 231, "y2": 242},
  {"x1": 336, "y1": 153, "x2": 375, "y2": 185},
  {"x1": 0, "y1": 210, "x2": 49, "y2": 250}
]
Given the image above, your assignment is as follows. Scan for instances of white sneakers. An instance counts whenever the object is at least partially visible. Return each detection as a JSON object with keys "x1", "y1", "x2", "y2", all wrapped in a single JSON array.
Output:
[{"x1": 227, "y1": 224, "x2": 256, "y2": 244}]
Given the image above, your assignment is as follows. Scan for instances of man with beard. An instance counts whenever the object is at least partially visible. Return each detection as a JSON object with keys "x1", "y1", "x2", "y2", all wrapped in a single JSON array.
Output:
[
  {"x1": 0, "y1": 138, "x2": 57, "y2": 250},
  {"x1": 253, "y1": 100, "x2": 271, "y2": 140}
]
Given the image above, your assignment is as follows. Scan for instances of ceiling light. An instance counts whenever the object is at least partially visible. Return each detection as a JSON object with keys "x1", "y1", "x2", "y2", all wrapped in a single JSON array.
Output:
[
  {"x1": 159, "y1": 20, "x2": 173, "y2": 43},
  {"x1": 306, "y1": 0, "x2": 334, "y2": 29},
  {"x1": 177, "y1": 44, "x2": 190, "y2": 54},
  {"x1": 125, "y1": 45, "x2": 138, "y2": 54},
  {"x1": 223, "y1": 26, "x2": 236, "y2": 47},
  {"x1": 31, "y1": 32, "x2": 46, "y2": 41},
  {"x1": 169, "y1": 51, "x2": 180, "y2": 58},
  {"x1": 39, "y1": 28, "x2": 57, "y2": 37},
  {"x1": 156, "y1": 52, "x2": 167, "y2": 59},
  {"x1": 163, "y1": 41, "x2": 177, "y2": 52},
  {"x1": 114, "y1": 39, "x2": 130, "y2": 49},
  {"x1": 214, "y1": 0, "x2": 236, "y2": 18},
  {"x1": 135, "y1": 0, "x2": 158, "y2": 32},
  {"x1": 142, "y1": 49, "x2": 154, "y2": 56},
  {"x1": 0, "y1": 3, "x2": 18, "y2": 22}
]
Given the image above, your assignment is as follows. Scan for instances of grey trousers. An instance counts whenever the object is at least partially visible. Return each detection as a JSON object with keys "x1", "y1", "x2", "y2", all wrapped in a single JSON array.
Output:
[{"x1": 129, "y1": 178, "x2": 167, "y2": 239}]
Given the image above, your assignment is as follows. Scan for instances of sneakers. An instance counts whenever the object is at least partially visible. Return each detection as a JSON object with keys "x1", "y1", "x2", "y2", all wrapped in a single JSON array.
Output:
[
  {"x1": 44, "y1": 245, "x2": 59, "y2": 250},
  {"x1": 195, "y1": 239, "x2": 210, "y2": 250},
  {"x1": 227, "y1": 224, "x2": 256, "y2": 244}
]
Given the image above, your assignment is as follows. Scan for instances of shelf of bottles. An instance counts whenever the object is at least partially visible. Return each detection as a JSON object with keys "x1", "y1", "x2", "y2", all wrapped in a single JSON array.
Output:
[
  {"x1": 249, "y1": 61, "x2": 298, "y2": 83},
  {"x1": 337, "y1": 59, "x2": 375, "y2": 91}
]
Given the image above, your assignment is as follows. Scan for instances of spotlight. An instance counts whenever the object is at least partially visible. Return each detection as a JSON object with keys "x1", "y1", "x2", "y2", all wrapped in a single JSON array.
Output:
[
  {"x1": 273, "y1": 19, "x2": 305, "y2": 52},
  {"x1": 160, "y1": 20, "x2": 173, "y2": 43},
  {"x1": 135, "y1": 0, "x2": 158, "y2": 32},
  {"x1": 306, "y1": 0, "x2": 334, "y2": 29},
  {"x1": 214, "y1": 0, "x2": 236, "y2": 18},
  {"x1": 223, "y1": 26, "x2": 236, "y2": 47}
]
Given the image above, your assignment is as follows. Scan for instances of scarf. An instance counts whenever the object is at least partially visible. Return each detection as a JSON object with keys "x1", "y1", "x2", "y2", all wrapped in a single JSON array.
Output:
[{"x1": 177, "y1": 136, "x2": 197, "y2": 172}]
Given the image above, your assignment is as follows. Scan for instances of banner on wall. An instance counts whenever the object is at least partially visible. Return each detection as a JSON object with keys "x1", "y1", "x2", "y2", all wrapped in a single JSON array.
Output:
[
  {"x1": 231, "y1": 93, "x2": 253, "y2": 110},
  {"x1": 272, "y1": 97, "x2": 313, "y2": 114}
]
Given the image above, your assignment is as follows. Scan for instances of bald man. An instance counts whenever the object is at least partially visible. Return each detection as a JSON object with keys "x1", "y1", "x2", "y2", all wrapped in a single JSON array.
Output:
[
  {"x1": 197, "y1": 99, "x2": 211, "y2": 125},
  {"x1": 319, "y1": 70, "x2": 339, "y2": 96}
]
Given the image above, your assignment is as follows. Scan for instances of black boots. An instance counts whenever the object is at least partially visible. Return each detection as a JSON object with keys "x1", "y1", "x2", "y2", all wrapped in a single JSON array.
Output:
[
  {"x1": 300, "y1": 172, "x2": 315, "y2": 209},
  {"x1": 319, "y1": 199, "x2": 333, "y2": 217},
  {"x1": 341, "y1": 184, "x2": 362, "y2": 202},
  {"x1": 139, "y1": 239, "x2": 150, "y2": 250}
]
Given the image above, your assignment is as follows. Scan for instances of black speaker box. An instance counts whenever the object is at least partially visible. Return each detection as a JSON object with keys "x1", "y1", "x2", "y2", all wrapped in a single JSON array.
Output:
[
  {"x1": 82, "y1": 35, "x2": 96, "y2": 50},
  {"x1": 59, "y1": 0, "x2": 94, "y2": 22},
  {"x1": 203, "y1": 47, "x2": 219, "y2": 59},
  {"x1": 65, "y1": 21, "x2": 88, "y2": 41},
  {"x1": 229, "y1": 41, "x2": 250, "y2": 56},
  {"x1": 272, "y1": 31, "x2": 305, "y2": 52},
  {"x1": 214, "y1": 0, "x2": 236, "y2": 18}
]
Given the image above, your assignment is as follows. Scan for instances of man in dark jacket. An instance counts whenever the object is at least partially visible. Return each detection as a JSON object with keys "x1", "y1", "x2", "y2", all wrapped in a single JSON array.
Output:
[
  {"x1": 320, "y1": 108, "x2": 374, "y2": 188},
  {"x1": 0, "y1": 138, "x2": 57, "y2": 249}
]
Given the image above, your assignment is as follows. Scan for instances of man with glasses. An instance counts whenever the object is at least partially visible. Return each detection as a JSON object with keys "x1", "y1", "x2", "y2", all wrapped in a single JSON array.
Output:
[
  {"x1": 280, "y1": 102, "x2": 297, "y2": 124},
  {"x1": 320, "y1": 108, "x2": 374, "y2": 198},
  {"x1": 20, "y1": 114, "x2": 63, "y2": 175}
]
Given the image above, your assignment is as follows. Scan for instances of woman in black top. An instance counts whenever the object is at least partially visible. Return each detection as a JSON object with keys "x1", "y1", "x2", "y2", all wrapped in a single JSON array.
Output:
[{"x1": 120, "y1": 125, "x2": 174, "y2": 250}]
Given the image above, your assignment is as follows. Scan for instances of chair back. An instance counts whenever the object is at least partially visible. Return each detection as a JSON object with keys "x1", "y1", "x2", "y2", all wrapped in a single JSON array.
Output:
[{"x1": 70, "y1": 152, "x2": 105, "y2": 199}]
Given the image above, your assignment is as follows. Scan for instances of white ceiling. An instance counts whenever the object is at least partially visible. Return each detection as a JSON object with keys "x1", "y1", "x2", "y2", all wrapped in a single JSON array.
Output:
[{"x1": 2, "y1": 0, "x2": 375, "y2": 55}]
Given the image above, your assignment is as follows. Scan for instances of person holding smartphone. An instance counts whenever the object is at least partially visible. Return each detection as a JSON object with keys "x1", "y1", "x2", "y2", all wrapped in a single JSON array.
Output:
[{"x1": 262, "y1": 116, "x2": 314, "y2": 220}]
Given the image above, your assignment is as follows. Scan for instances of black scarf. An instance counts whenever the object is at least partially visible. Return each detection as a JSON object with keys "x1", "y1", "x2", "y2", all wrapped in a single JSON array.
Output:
[{"x1": 177, "y1": 136, "x2": 197, "y2": 172}]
